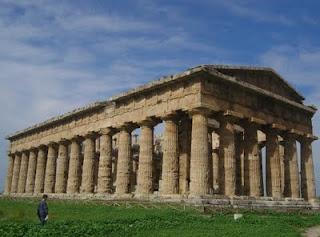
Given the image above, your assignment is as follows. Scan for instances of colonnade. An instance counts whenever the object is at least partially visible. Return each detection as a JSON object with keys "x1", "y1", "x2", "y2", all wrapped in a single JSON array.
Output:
[{"x1": 4, "y1": 110, "x2": 316, "y2": 201}]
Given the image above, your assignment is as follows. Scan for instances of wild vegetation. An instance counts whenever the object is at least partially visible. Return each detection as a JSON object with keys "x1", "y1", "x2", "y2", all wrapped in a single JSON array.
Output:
[{"x1": 0, "y1": 197, "x2": 319, "y2": 237}]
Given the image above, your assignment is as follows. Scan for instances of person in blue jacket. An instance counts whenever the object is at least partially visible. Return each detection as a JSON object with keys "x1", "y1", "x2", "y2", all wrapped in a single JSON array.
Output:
[{"x1": 37, "y1": 194, "x2": 48, "y2": 225}]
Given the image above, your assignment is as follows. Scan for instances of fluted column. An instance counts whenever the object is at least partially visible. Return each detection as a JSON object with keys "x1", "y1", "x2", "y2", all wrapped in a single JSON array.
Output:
[
  {"x1": 4, "y1": 154, "x2": 14, "y2": 194},
  {"x1": 25, "y1": 149, "x2": 37, "y2": 193},
  {"x1": 179, "y1": 117, "x2": 191, "y2": 194},
  {"x1": 212, "y1": 132, "x2": 220, "y2": 194},
  {"x1": 17, "y1": 151, "x2": 29, "y2": 193},
  {"x1": 284, "y1": 133, "x2": 299, "y2": 198},
  {"x1": 97, "y1": 128, "x2": 114, "y2": 194},
  {"x1": 34, "y1": 146, "x2": 47, "y2": 194},
  {"x1": 116, "y1": 127, "x2": 132, "y2": 195},
  {"x1": 67, "y1": 136, "x2": 82, "y2": 193},
  {"x1": 81, "y1": 133, "x2": 96, "y2": 193},
  {"x1": 55, "y1": 140, "x2": 69, "y2": 193},
  {"x1": 137, "y1": 120, "x2": 155, "y2": 195},
  {"x1": 300, "y1": 136, "x2": 316, "y2": 201},
  {"x1": 244, "y1": 123, "x2": 261, "y2": 197},
  {"x1": 11, "y1": 153, "x2": 22, "y2": 193},
  {"x1": 190, "y1": 110, "x2": 210, "y2": 196},
  {"x1": 44, "y1": 143, "x2": 58, "y2": 193},
  {"x1": 160, "y1": 115, "x2": 179, "y2": 194},
  {"x1": 266, "y1": 128, "x2": 282, "y2": 198},
  {"x1": 219, "y1": 116, "x2": 236, "y2": 197}
]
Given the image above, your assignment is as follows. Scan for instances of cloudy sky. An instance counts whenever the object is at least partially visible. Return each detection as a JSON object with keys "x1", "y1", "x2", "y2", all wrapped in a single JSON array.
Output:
[{"x1": 0, "y1": 0, "x2": 319, "y2": 194}]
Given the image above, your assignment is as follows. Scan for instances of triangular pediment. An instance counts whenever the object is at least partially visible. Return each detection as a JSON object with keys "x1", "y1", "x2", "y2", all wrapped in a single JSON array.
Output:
[{"x1": 204, "y1": 65, "x2": 304, "y2": 103}]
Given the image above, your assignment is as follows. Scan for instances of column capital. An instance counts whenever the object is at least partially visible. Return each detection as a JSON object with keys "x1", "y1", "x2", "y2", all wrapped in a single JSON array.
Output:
[
  {"x1": 58, "y1": 138, "x2": 70, "y2": 145},
  {"x1": 84, "y1": 131, "x2": 99, "y2": 139},
  {"x1": 298, "y1": 134, "x2": 318, "y2": 143},
  {"x1": 216, "y1": 110, "x2": 241, "y2": 123},
  {"x1": 38, "y1": 144, "x2": 48, "y2": 150},
  {"x1": 48, "y1": 141, "x2": 58, "y2": 148},
  {"x1": 138, "y1": 117, "x2": 157, "y2": 128},
  {"x1": 188, "y1": 107, "x2": 211, "y2": 116},
  {"x1": 100, "y1": 127, "x2": 116, "y2": 136},
  {"x1": 161, "y1": 112, "x2": 180, "y2": 122},
  {"x1": 70, "y1": 135, "x2": 83, "y2": 142},
  {"x1": 117, "y1": 122, "x2": 138, "y2": 132}
]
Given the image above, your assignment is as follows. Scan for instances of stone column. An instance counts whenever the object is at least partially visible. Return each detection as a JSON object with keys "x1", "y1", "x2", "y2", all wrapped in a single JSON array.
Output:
[
  {"x1": 136, "y1": 120, "x2": 155, "y2": 195},
  {"x1": 17, "y1": 151, "x2": 29, "y2": 193},
  {"x1": 212, "y1": 132, "x2": 220, "y2": 194},
  {"x1": 4, "y1": 153, "x2": 14, "y2": 194},
  {"x1": 190, "y1": 110, "x2": 210, "y2": 196},
  {"x1": 160, "y1": 115, "x2": 179, "y2": 195},
  {"x1": 67, "y1": 136, "x2": 82, "y2": 194},
  {"x1": 55, "y1": 140, "x2": 69, "y2": 193},
  {"x1": 279, "y1": 142, "x2": 285, "y2": 195},
  {"x1": 179, "y1": 118, "x2": 191, "y2": 194},
  {"x1": 81, "y1": 133, "x2": 96, "y2": 193},
  {"x1": 25, "y1": 149, "x2": 37, "y2": 193},
  {"x1": 34, "y1": 146, "x2": 47, "y2": 194},
  {"x1": 11, "y1": 153, "x2": 22, "y2": 193},
  {"x1": 300, "y1": 136, "x2": 316, "y2": 201},
  {"x1": 219, "y1": 116, "x2": 236, "y2": 197},
  {"x1": 235, "y1": 132, "x2": 244, "y2": 195},
  {"x1": 116, "y1": 127, "x2": 132, "y2": 195},
  {"x1": 44, "y1": 143, "x2": 58, "y2": 193},
  {"x1": 266, "y1": 128, "x2": 282, "y2": 198},
  {"x1": 97, "y1": 128, "x2": 114, "y2": 194},
  {"x1": 244, "y1": 123, "x2": 261, "y2": 197},
  {"x1": 284, "y1": 133, "x2": 299, "y2": 198}
]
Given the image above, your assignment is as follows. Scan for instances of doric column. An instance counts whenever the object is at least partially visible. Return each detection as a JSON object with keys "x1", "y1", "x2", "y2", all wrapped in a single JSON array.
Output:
[
  {"x1": 244, "y1": 123, "x2": 261, "y2": 197},
  {"x1": 4, "y1": 153, "x2": 14, "y2": 194},
  {"x1": 67, "y1": 136, "x2": 82, "y2": 194},
  {"x1": 44, "y1": 143, "x2": 58, "y2": 193},
  {"x1": 17, "y1": 151, "x2": 29, "y2": 193},
  {"x1": 34, "y1": 146, "x2": 47, "y2": 194},
  {"x1": 219, "y1": 116, "x2": 236, "y2": 197},
  {"x1": 190, "y1": 110, "x2": 210, "y2": 196},
  {"x1": 266, "y1": 128, "x2": 282, "y2": 198},
  {"x1": 212, "y1": 132, "x2": 220, "y2": 194},
  {"x1": 179, "y1": 117, "x2": 191, "y2": 194},
  {"x1": 136, "y1": 120, "x2": 155, "y2": 195},
  {"x1": 97, "y1": 128, "x2": 114, "y2": 194},
  {"x1": 81, "y1": 133, "x2": 96, "y2": 193},
  {"x1": 235, "y1": 132, "x2": 244, "y2": 195},
  {"x1": 279, "y1": 143, "x2": 285, "y2": 195},
  {"x1": 11, "y1": 152, "x2": 22, "y2": 193},
  {"x1": 25, "y1": 149, "x2": 37, "y2": 193},
  {"x1": 116, "y1": 126, "x2": 133, "y2": 195},
  {"x1": 283, "y1": 133, "x2": 299, "y2": 198},
  {"x1": 160, "y1": 115, "x2": 179, "y2": 194},
  {"x1": 55, "y1": 140, "x2": 69, "y2": 193},
  {"x1": 300, "y1": 136, "x2": 316, "y2": 201}
]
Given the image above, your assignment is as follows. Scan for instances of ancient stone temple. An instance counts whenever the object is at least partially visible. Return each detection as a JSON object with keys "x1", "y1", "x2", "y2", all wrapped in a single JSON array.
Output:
[{"x1": 3, "y1": 65, "x2": 318, "y2": 209}]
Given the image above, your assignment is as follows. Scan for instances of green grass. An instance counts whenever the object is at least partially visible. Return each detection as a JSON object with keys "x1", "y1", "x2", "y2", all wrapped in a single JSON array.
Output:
[{"x1": 0, "y1": 198, "x2": 319, "y2": 237}]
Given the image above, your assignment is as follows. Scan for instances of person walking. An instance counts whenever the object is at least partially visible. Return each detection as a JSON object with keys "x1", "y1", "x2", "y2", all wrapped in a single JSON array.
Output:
[{"x1": 37, "y1": 194, "x2": 49, "y2": 225}]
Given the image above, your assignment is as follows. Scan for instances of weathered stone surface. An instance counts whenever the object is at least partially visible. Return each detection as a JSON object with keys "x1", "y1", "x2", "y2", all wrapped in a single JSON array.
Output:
[
  {"x1": 11, "y1": 153, "x2": 22, "y2": 193},
  {"x1": 116, "y1": 128, "x2": 132, "y2": 195},
  {"x1": 81, "y1": 135, "x2": 96, "y2": 193},
  {"x1": 244, "y1": 123, "x2": 261, "y2": 197},
  {"x1": 34, "y1": 147, "x2": 47, "y2": 193},
  {"x1": 2, "y1": 65, "x2": 318, "y2": 208},
  {"x1": 136, "y1": 122, "x2": 154, "y2": 195},
  {"x1": 4, "y1": 154, "x2": 14, "y2": 194},
  {"x1": 67, "y1": 137, "x2": 82, "y2": 193},
  {"x1": 300, "y1": 137, "x2": 316, "y2": 201},
  {"x1": 266, "y1": 129, "x2": 282, "y2": 198},
  {"x1": 44, "y1": 143, "x2": 57, "y2": 193},
  {"x1": 17, "y1": 151, "x2": 29, "y2": 193},
  {"x1": 219, "y1": 117, "x2": 236, "y2": 197},
  {"x1": 284, "y1": 133, "x2": 299, "y2": 198},
  {"x1": 190, "y1": 111, "x2": 210, "y2": 195},
  {"x1": 97, "y1": 129, "x2": 113, "y2": 193},
  {"x1": 179, "y1": 118, "x2": 191, "y2": 194},
  {"x1": 160, "y1": 117, "x2": 179, "y2": 194},
  {"x1": 25, "y1": 149, "x2": 37, "y2": 193}
]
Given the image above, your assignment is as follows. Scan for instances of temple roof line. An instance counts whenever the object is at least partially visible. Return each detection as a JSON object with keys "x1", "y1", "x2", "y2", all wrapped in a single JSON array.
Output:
[{"x1": 6, "y1": 64, "x2": 316, "y2": 140}]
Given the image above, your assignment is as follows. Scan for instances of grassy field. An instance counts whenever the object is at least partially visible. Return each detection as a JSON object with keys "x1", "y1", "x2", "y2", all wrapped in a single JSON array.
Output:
[{"x1": 0, "y1": 198, "x2": 319, "y2": 237}]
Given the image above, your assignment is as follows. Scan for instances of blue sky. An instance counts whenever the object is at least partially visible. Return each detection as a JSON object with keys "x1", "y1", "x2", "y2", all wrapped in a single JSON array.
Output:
[{"x1": 0, "y1": 0, "x2": 319, "y2": 194}]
